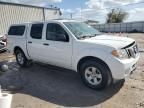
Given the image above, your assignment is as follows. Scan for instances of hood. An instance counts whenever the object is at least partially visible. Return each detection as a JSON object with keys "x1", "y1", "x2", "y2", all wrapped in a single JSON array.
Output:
[{"x1": 81, "y1": 35, "x2": 135, "y2": 49}]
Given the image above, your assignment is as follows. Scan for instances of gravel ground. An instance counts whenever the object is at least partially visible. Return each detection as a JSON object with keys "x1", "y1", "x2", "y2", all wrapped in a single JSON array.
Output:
[{"x1": 0, "y1": 33, "x2": 144, "y2": 108}]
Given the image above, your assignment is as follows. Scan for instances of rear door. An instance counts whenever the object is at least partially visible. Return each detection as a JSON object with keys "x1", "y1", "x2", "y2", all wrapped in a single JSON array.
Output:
[{"x1": 27, "y1": 23, "x2": 44, "y2": 61}]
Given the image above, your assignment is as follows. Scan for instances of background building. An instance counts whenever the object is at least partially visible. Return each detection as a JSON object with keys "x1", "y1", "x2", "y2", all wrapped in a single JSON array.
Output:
[
  {"x1": 0, "y1": 1, "x2": 61, "y2": 34},
  {"x1": 93, "y1": 21, "x2": 144, "y2": 33}
]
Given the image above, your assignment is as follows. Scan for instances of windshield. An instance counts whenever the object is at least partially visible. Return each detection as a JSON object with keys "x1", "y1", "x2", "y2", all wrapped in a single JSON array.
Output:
[{"x1": 64, "y1": 22, "x2": 101, "y2": 39}]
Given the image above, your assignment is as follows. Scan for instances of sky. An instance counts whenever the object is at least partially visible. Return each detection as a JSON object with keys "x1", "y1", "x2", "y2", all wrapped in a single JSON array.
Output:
[{"x1": 1, "y1": 0, "x2": 144, "y2": 23}]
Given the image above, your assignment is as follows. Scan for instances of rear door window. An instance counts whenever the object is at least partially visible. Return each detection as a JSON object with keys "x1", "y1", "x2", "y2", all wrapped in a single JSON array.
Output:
[
  {"x1": 30, "y1": 24, "x2": 43, "y2": 39},
  {"x1": 8, "y1": 26, "x2": 25, "y2": 36}
]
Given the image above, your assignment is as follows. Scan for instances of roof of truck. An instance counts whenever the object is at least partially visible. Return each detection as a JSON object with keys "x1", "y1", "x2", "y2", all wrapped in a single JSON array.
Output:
[
  {"x1": 10, "y1": 19, "x2": 81, "y2": 25},
  {"x1": 36, "y1": 19, "x2": 80, "y2": 23}
]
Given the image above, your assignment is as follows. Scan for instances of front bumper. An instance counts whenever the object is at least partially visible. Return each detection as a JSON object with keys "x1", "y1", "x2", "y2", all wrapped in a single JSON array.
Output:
[{"x1": 105, "y1": 53, "x2": 140, "y2": 80}]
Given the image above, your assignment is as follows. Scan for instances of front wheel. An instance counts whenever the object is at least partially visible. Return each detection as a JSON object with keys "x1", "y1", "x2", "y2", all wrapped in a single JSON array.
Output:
[{"x1": 79, "y1": 60, "x2": 112, "y2": 90}]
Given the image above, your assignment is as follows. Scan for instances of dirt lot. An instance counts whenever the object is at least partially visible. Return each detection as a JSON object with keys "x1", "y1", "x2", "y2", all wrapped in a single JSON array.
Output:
[{"x1": 0, "y1": 33, "x2": 144, "y2": 108}]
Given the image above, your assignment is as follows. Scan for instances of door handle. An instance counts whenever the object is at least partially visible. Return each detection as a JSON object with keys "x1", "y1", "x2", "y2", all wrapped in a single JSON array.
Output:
[
  {"x1": 43, "y1": 43, "x2": 49, "y2": 46},
  {"x1": 28, "y1": 41, "x2": 32, "y2": 44}
]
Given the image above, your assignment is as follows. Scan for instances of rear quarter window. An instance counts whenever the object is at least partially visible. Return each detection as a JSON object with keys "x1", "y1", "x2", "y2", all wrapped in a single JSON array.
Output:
[{"x1": 8, "y1": 25, "x2": 25, "y2": 36}]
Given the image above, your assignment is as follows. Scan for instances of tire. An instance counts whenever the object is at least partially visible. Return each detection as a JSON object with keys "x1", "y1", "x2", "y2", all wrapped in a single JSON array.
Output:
[
  {"x1": 79, "y1": 59, "x2": 112, "y2": 90},
  {"x1": 15, "y1": 49, "x2": 28, "y2": 67}
]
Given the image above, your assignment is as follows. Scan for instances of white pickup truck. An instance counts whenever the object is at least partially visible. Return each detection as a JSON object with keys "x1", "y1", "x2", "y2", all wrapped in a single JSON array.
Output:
[{"x1": 7, "y1": 20, "x2": 140, "y2": 90}]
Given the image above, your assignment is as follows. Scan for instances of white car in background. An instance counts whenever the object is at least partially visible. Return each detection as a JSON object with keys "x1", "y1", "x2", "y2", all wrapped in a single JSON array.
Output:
[{"x1": 0, "y1": 34, "x2": 7, "y2": 51}]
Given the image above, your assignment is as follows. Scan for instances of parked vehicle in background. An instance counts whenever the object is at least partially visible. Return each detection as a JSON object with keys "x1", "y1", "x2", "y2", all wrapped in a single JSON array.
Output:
[
  {"x1": 7, "y1": 19, "x2": 140, "y2": 90},
  {"x1": 0, "y1": 34, "x2": 7, "y2": 52}
]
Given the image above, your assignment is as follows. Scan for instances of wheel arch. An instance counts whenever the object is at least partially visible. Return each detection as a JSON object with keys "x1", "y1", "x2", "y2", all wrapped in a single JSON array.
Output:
[
  {"x1": 77, "y1": 56, "x2": 111, "y2": 75},
  {"x1": 13, "y1": 46, "x2": 30, "y2": 59},
  {"x1": 14, "y1": 46, "x2": 23, "y2": 54}
]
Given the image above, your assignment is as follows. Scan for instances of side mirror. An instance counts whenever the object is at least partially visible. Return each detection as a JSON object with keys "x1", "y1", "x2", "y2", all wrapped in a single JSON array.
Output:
[{"x1": 57, "y1": 34, "x2": 69, "y2": 42}]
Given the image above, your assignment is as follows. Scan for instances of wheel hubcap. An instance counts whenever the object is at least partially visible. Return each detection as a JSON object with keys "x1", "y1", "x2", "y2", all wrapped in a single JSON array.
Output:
[
  {"x1": 17, "y1": 53, "x2": 24, "y2": 65},
  {"x1": 85, "y1": 67, "x2": 102, "y2": 85}
]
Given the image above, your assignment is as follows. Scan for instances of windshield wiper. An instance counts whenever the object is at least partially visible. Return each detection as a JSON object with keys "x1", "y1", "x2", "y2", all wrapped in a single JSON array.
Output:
[
  {"x1": 78, "y1": 36, "x2": 89, "y2": 39},
  {"x1": 78, "y1": 35, "x2": 96, "y2": 39},
  {"x1": 94, "y1": 33, "x2": 102, "y2": 36}
]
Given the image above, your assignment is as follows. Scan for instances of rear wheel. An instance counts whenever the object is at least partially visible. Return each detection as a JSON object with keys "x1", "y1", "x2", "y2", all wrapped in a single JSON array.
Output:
[
  {"x1": 79, "y1": 60, "x2": 112, "y2": 90},
  {"x1": 15, "y1": 50, "x2": 28, "y2": 67}
]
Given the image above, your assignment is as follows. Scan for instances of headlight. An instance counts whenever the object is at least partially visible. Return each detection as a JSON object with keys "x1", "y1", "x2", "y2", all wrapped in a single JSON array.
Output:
[{"x1": 111, "y1": 49, "x2": 129, "y2": 59}]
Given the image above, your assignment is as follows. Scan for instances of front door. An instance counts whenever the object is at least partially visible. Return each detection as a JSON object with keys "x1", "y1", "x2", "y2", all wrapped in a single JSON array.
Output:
[{"x1": 40, "y1": 23, "x2": 73, "y2": 69}]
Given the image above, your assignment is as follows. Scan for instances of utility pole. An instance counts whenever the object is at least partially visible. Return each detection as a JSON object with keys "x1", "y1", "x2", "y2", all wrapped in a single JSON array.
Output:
[
  {"x1": 70, "y1": 13, "x2": 73, "y2": 19},
  {"x1": 99, "y1": 0, "x2": 102, "y2": 8},
  {"x1": 43, "y1": 8, "x2": 45, "y2": 21},
  {"x1": 80, "y1": 5, "x2": 82, "y2": 21}
]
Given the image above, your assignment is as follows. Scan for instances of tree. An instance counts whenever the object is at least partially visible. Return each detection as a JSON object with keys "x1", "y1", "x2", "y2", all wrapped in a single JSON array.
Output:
[{"x1": 106, "y1": 8, "x2": 128, "y2": 23}]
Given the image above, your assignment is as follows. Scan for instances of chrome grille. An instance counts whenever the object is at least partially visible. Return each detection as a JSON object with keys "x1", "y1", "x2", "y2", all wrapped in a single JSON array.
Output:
[{"x1": 125, "y1": 42, "x2": 139, "y2": 58}]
